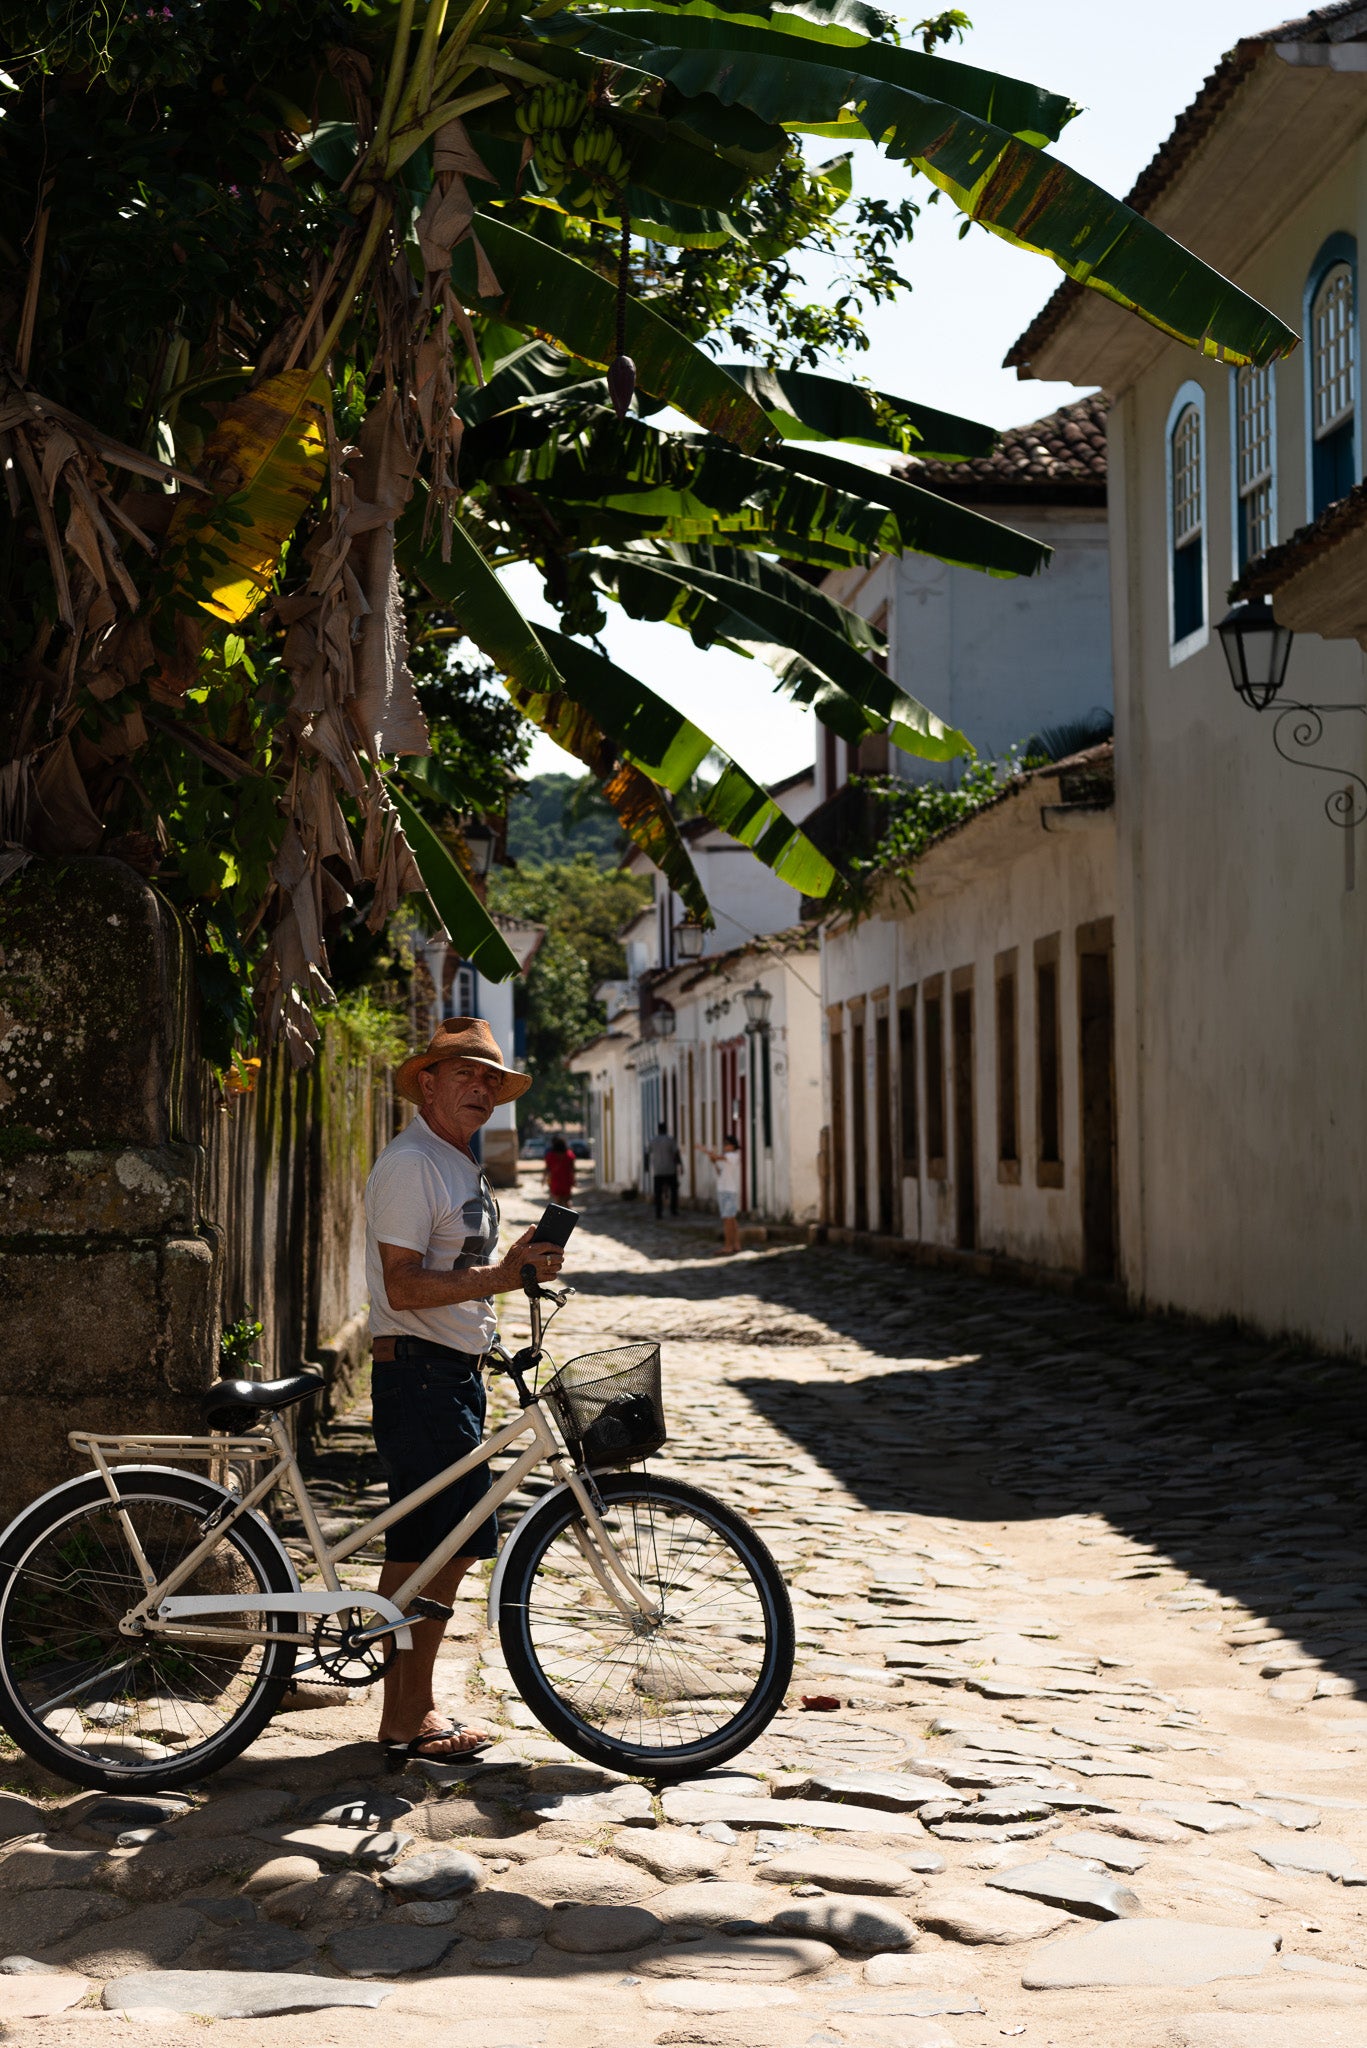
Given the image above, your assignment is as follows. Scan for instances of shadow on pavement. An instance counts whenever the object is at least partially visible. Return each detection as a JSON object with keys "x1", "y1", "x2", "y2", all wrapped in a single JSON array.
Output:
[{"x1": 578, "y1": 1197, "x2": 1367, "y2": 1705}]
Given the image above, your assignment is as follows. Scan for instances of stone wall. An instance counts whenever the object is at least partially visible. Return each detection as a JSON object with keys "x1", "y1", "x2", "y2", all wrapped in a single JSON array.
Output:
[{"x1": 0, "y1": 857, "x2": 394, "y2": 1523}]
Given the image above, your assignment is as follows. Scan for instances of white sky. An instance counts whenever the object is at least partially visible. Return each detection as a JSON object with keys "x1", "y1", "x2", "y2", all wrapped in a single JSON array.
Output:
[{"x1": 522, "y1": 0, "x2": 1266, "y2": 779}]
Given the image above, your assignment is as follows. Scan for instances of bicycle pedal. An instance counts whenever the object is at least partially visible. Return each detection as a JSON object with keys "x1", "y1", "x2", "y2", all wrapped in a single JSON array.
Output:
[{"x1": 405, "y1": 1597, "x2": 454, "y2": 1624}]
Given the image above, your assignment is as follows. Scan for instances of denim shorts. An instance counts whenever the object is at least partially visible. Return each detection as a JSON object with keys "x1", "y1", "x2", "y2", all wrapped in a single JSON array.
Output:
[
  {"x1": 717, "y1": 1192, "x2": 740, "y2": 1219},
  {"x1": 370, "y1": 1354, "x2": 498, "y2": 1563}
]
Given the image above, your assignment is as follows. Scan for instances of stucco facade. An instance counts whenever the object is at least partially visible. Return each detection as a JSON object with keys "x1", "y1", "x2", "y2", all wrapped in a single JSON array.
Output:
[
  {"x1": 1012, "y1": 13, "x2": 1367, "y2": 1353},
  {"x1": 569, "y1": 935, "x2": 823, "y2": 1224},
  {"x1": 821, "y1": 761, "x2": 1117, "y2": 1276}
]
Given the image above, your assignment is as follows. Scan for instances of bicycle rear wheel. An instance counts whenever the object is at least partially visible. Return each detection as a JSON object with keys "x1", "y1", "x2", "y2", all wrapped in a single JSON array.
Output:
[
  {"x1": 498, "y1": 1471, "x2": 793, "y2": 1780},
  {"x1": 0, "y1": 1469, "x2": 296, "y2": 1791}
]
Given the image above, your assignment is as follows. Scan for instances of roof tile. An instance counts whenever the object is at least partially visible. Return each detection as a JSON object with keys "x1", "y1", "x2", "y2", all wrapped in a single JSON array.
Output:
[{"x1": 898, "y1": 392, "x2": 1108, "y2": 503}]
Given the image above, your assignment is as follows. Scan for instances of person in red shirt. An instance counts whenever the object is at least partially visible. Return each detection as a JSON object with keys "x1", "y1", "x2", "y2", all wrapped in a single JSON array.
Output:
[{"x1": 543, "y1": 1134, "x2": 577, "y2": 1203}]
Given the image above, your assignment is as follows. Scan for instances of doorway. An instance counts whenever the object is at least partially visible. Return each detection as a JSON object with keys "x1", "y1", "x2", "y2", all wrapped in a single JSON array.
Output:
[
  {"x1": 851, "y1": 1013, "x2": 868, "y2": 1232},
  {"x1": 828, "y1": 1018, "x2": 846, "y2": 1225},
  {"x1": 951, "y1": 985, "x2": 976, "y2": 1251},
  {"x1": 874, "y1": 1008, "x2": 893, "y2": 1235},
  {"x1": 1078, "y1": 929, "x2": 1118, "y2": 1280}
]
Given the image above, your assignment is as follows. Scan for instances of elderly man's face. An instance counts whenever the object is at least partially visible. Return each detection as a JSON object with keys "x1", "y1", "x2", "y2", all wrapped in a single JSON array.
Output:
[{"x1": 419, "y1": 1057, "x2": 499, "y2": 1144}]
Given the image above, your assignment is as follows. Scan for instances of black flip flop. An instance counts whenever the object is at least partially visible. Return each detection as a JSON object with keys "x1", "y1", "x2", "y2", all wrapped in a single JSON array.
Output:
[{"x1": 382, "y1": 1722, "x2": 495, "y2": 1772}]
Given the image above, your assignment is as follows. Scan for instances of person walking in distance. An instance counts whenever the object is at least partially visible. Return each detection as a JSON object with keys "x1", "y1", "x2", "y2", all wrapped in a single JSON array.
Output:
[
  {"x1": 543, "y1": 1133, "x2": 576, "y2": 1205},
  {"x1": 701, "y1": 1133, "x2": 743, "y2": 1255},
  {"x1": 364, "y1": 1017, "x2": 565, "y2": 1766},
  {"x1": 648, "y1": 1121, "x2": 682, "y2": 1219}
]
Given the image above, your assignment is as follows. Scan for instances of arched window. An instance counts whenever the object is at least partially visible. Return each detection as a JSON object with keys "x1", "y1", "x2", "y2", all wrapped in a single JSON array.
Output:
[
  {"x1": 1166, "y1": 382, "x2": 1206, "y2": 652},
  {"x1": 1306, "y1": 237, "x2": 1358, "y2": 517},
  {"x1": 1234, "y1": 363, "x2": 1275, "y2": 568}
]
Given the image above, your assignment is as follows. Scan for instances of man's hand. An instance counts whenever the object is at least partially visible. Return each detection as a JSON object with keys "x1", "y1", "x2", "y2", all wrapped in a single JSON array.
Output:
[{"x1": 495, "y1": 1226, "x2": 564, "y2": 1291}]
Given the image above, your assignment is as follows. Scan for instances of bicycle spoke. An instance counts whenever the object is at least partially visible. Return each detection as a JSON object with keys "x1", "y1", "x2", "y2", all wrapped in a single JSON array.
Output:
[
  {"x1": 521, "y1": 1487, "x2": 771, "y2": 1752},
  {"x1": 0, "y1": 1490, "x2": 287, "y2": 1777}
]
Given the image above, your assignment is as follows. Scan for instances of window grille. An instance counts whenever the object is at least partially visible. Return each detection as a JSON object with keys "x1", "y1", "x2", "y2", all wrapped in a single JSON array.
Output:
[
  {"x1": 1172, "y1": 404, "x2": 1202, "y2": 545},
  {"x1": 1313, "y1": 264, "x2": 1355, "y2": 439},
  {"x1": 1170, "y1": 400, "x2": 1204, "y2": 642},
  {"x1": 1236, "y1": 364, "x2": 1275, "y2": 562}
]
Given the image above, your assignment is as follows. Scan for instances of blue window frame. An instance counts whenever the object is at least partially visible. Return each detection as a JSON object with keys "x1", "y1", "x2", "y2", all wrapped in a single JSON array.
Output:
[
  {"x1": 1231, "y1": 362, "x2": 1277, "y2": 571},
  {"x1": 1165, "y1": 381, "x2": 1207, "y2": 658},
  {"x1": 1304, "y1": 233, "x2": 1359, "y2": 519}
]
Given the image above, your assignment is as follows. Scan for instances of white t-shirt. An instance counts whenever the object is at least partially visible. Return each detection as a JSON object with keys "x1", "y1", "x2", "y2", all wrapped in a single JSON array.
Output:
[
  {"x1": 365, "y1": 1116, "x2": 501, "y2": 1354},
  {"x1": 714, "y1": 1151, "x2": 741, "y2": 1200}
]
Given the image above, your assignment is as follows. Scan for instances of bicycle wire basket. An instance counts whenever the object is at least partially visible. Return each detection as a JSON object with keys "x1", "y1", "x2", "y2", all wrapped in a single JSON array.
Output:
[{"x1": 542, "y1": 1342, "x2": 667, "y2": 1467}]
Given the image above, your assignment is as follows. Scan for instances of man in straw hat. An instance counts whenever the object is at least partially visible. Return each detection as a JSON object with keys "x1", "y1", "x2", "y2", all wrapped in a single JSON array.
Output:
[{"x1": 364, "y1": 1017, "x2": 565, "y2": 1766}]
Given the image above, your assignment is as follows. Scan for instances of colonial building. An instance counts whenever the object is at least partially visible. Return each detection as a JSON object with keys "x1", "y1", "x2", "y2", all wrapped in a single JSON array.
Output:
[
  {"x1": 820, "y1": 397, "x2": 1111, "y2": 794},
  {"x1": 821, "y1": 748, "x2": 1117, "y2": 1275},
  {"x1": 817, "y1": 401, "x2": 1119, "y2": 1279},
  {"x1": 569, "y1": 771, "x2": 825, "y2": 1220},
  {"x1": 1006, "y1": 2, "x2": 1367, "y2": 1353}
]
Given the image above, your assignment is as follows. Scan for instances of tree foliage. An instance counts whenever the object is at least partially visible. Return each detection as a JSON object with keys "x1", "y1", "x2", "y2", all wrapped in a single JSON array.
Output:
[
  {"x1": 506, "y1": 771, "x2": 625, "y2": 869},
  {"x1": 489, "y1": 855, "x2": 651, "y2": 1119},
  {"x1": 0, "y1": 0, "x2": 1297, "y2": 1066}
]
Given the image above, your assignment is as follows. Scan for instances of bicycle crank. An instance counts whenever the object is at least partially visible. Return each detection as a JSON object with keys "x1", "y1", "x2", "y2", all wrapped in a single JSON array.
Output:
[{"x1": 302, "y1": 1610, "x2": 398, "y2": 1686}]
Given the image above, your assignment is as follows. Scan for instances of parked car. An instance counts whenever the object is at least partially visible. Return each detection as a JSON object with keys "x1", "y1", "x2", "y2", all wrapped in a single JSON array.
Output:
[
  {"x1": 569, "y1": 1139, "x2": 592, "y2": 1159},
  {"x1": 519, "y1": 1134, "x2": 550, "y2": 1159}
]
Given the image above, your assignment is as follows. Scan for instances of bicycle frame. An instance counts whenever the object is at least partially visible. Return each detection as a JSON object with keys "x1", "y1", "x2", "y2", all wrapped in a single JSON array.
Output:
[{"x1": 68, "y1": 1372, "x2": 661, "y2": 1661}]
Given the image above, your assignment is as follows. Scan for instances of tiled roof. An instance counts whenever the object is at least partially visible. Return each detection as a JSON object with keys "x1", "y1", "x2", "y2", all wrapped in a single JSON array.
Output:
[
  {"x1": 1005, "y1": 5, "x2": 1367, "y2": 376},
  {"x1": 900, "y1": 394, "x2": 1108, "y2": 504},
  {"x1": 1230, "y1": 480, "x2": 1367, "y2": 600}
]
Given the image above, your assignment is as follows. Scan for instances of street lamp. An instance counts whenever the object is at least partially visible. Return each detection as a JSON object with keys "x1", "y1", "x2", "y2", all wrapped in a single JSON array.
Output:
[
  {"x1": 461, "y1": 817, "x2": 497, "y2": 877},
  {"x1": 1216, "y1": 599, "x2": 1367, "y2": 832},
  {"x1": 652, "y1": 1003, "x2": 677, "y2": 1038},
  {"x1": 1217, "y1": 598, "x2": 1295, "y2": 712},
  {"x1": 741, "y1": 982, "x2": 773, "y2": 1034},
  {"x1": 674, "y1": 920, "x2": 706, "y2": 961}
]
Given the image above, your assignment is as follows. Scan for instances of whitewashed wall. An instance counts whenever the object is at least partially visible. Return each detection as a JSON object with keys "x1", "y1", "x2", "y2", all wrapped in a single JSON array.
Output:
[
  {"x1": 1108, "y1": 143, "x2": 1367, "y2": 1354},
  {"x1": 826, "y1": 504, "x2": 1112, "y2": 792},
  {"x1": 821, "y1": 789, "x2": 1115, "y2": 1270}
]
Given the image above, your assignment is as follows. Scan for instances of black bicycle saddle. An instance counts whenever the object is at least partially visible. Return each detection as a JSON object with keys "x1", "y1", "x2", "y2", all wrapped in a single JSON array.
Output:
[{"x1": 204, "y1": 1372, "x2": 322, "y2": 1430}]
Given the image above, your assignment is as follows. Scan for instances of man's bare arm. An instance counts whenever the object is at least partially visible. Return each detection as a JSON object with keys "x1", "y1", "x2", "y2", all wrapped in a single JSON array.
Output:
[{"x1": 379, "y1": 1230, "x2": 563, "y2": 1312}]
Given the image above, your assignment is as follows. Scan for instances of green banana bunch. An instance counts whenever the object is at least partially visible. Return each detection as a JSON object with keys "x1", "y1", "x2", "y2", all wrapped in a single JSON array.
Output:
[
  {"x1": 568, "y1": 121, "x2": 631, "y2": 191},
  {"x1": 515, "y1": 82, "x2": 587, "y2": 135}
]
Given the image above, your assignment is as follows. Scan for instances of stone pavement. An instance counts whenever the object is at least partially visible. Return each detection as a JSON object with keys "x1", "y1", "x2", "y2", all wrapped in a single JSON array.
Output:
[{"x1": 4, "y1": 1184, "x2": 1367, "y2": 2048}]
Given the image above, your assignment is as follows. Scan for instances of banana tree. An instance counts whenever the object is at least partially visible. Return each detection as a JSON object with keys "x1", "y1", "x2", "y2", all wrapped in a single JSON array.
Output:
[{"x1": 0, "y1": 0, "x2": 1298, "y2": 1063}]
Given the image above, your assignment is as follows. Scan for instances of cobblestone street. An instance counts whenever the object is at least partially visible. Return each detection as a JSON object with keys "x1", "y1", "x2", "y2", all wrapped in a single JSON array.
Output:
[{"x1": 7, "y1": 1187, "x2": 1367, "y2": 2048}]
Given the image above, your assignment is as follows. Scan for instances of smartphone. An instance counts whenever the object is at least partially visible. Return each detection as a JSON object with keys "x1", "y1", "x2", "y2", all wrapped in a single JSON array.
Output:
[{"x1": 533, "y1": 1202, "x2": 579, "y2": 1248}]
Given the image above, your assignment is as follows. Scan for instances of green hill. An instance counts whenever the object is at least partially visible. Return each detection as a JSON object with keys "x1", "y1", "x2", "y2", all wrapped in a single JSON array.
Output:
[{"x1": 506, "y1": 773, "x2": 625, "y2": 870}]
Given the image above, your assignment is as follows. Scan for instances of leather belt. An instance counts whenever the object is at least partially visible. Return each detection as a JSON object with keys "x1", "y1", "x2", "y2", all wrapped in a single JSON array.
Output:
[{"x1": 370, "y1": 1336, "x2": 484, "y2": 1366}]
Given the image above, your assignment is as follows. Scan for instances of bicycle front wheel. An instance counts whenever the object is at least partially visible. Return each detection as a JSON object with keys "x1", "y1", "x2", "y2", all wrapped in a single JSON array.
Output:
[
  {"x1": 0, "y1": 1469, "x2": 297, "y2": 1792},
  {"x1": 498, "y1": 1471, "x2": 793, "y2": 1781}
]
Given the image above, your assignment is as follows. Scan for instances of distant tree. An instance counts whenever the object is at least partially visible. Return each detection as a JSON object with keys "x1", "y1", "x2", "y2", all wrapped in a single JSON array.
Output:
[
  {"x1": 490, "y1": 857, "x2": 650, "y2": 1119},
  {"x1": 506, "y1": 773, "x2": 625, "y2": 870}
]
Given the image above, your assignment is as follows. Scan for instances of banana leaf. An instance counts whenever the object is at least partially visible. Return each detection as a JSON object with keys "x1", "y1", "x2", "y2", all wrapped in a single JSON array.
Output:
[
  {"x1": 482, "y1": 403, "x2": 1048, "y2": 577},
  {"x1": 451, "y1": 216, "x2": 773, "y2": 452},
  {"x1": 719, "y1": 363, "x2": 997, "y2": 460},
  {"x1": 553, "y1": 19, "x2": 1296, "y2": 366},
  {"x1": 399, "y1": 753, "x2": 479, "y2": 810},
  {"x1": 623, "y1": 0, "x2": 899, "y2": 50},
  {"x1": 775, "y1": 444, "x2": 1049, "y2": 577},
  {"x1": 554, "y1": 16, "x2": 1076, "y2": 146},
  {"x1": 590, "y1": 545, "x2": 971, "y2": 760},
  {"x1": 504, "y1": 668, "x2": 714, "y2": 922},
  {"x1": 164, "y1": 368, "x2": 330, "y2": 624},
  {"x1": 398, "y1": 505, "x2": 712, "y2": 917},
  {"x1": 386, "y1": 782, "x2": 521, "y2": 981},
  {"x1": 398, "y1": 502, "x2": 564, "y2": 699},
  {"x1": 538, "y1": 626, "x2": 837, "y2": 894}
]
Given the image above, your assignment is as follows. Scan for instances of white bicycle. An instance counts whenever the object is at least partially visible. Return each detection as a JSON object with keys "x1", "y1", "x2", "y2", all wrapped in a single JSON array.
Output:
[{"x1": 0, "y1": 1278, "x2": 793, "y2": 1792}]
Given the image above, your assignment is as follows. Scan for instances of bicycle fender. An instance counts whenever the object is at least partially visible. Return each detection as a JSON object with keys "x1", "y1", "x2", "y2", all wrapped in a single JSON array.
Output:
[
  {"x1": 486, "y1": 1479, "x2": 580, "y2": 1629},
  {"x1": 0, "y1": 1465, "x2": 302, "y2": 1592}
]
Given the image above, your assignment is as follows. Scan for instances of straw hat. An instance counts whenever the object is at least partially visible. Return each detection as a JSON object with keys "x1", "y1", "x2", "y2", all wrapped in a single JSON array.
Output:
[{"x1": 394, "y1": 1016, "x2": 532, "y2": 1107}]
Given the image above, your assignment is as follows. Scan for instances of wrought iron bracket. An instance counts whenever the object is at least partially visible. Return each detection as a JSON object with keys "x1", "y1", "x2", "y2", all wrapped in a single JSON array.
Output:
[{"x1": 1268, "y1": 700, "x2": 1367, "y2": 830}]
